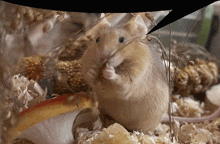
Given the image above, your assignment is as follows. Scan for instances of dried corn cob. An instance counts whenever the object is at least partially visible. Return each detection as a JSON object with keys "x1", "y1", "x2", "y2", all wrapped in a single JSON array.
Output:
[
  {"x1": 16, "y1": 56, "x2": 44, "y2": 81},
  {"x1": 55, "y1": 60, "x2": 88, "y2": 94},
  {"x1": 173, "y1": 59, "x2": 218, "y2": 97}
]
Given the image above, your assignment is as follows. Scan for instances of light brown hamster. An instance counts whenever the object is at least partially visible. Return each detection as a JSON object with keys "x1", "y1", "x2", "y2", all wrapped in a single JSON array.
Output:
[{"x1": 80, "y1": 15, "x2": 169, "y2": 133}]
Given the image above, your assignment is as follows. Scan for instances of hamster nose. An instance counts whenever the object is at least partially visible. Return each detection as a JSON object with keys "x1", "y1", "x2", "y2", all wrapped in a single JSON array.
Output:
[
  {"x1": 99, "y1": 53, "x2": 108, "y2": 63},
  {"x1": 96, "y1": 48, "x2": 110, "y2": 58},
  {"x1": 101, "y1": 51, "x2": 110, "y2": 58}
]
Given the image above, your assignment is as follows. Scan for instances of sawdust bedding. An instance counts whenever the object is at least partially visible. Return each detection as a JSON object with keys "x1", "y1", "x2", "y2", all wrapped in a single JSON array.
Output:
[{"x1": 75, "y1": 96, "x2": 220, "y2": 144}]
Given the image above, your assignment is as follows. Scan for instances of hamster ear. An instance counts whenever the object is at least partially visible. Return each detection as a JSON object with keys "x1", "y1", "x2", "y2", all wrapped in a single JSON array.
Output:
[
  {"x1": 98, "y1": 13, "x2": 111, "y2": 27},
  {"x1": 86, "y1": 14, "x2": 111, "y2": 35},
  {"x1": 125, "y1": 14, "x2": 148, "y2": 39}
]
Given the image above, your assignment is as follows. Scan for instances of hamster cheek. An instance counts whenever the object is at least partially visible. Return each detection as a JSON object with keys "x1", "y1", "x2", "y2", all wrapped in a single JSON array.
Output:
[{"x1": 102, "y1": 63, "x2": 116, "y2": 80}]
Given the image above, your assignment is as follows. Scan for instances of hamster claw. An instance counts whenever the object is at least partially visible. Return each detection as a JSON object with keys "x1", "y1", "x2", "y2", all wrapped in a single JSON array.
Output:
[
  {"x1": 87, "y1": 69, "x2": 97, "y2": 78},
  {"x1": 87, "y1": 65, "x2": 98, "y2": 80}
]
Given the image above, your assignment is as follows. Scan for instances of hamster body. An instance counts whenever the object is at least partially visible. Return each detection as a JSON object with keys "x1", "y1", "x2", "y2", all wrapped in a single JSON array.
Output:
[{"x1": 81, "y1": 15, "x2": 169, "y2": 133}]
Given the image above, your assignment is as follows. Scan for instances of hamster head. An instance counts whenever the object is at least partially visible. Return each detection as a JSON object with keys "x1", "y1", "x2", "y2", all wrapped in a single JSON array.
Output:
[{"x1": 87, "y1": 14, "x2": 148, "y2": 68}]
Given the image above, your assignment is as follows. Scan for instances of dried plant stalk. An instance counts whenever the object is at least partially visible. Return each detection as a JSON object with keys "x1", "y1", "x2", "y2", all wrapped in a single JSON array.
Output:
[{"x1": 1, "y1": 2, "x2": 65, "y2": 34}]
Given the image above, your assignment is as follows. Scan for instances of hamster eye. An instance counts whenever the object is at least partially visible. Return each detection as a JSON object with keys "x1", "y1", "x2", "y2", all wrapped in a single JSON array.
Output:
[
  {"x1": 96, "y1": 37, "x2": 100, "y2": 43},
  {"x1": 119, "y1": 37, "x2": 126, "y2": 43}
]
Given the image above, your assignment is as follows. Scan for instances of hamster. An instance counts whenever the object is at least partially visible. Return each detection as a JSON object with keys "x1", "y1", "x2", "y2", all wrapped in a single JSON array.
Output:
[{"x1": 80, "y1": 14, "x2": 169, "y2": 133}]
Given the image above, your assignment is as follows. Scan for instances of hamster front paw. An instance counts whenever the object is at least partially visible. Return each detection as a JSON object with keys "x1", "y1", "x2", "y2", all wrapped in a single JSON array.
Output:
[
  {"x1": 103, "y1": 63, "x2": 116, "y2": 80},
  {"x1": 86, "y1": 65, "x2": 98, "y2": 82}
]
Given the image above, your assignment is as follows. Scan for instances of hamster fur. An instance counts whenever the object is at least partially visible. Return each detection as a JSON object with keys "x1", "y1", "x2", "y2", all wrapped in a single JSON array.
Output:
[{"x1": 80, "y1": 15, "x2": 169, "y2": 133}]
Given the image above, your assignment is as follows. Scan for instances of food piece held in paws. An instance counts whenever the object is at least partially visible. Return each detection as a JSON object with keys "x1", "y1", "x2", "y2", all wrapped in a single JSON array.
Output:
[
  {"x1": 102, "y1": 63, "x2": 116, "y2": 80},
  {"x1": 81, "y1": 14, "x2": 169, "y2": 133}
]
